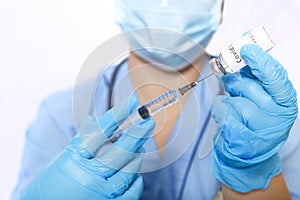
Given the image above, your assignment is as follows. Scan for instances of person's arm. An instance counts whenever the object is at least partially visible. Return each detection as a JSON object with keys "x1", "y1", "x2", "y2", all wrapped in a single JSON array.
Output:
[{"x1": 222, "y1": 173, "x2": 291, "y2": 200}]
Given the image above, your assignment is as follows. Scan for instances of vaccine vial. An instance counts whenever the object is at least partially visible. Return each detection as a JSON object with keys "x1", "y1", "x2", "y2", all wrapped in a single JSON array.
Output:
[{"x1": 209, "y1": 25, "x2": 275, "y2": 78}]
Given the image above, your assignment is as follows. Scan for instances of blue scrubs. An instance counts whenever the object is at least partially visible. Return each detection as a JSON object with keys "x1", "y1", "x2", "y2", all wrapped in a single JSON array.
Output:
[{"x1": 11, "y1": 60, "x2": 300, "y2": 199}]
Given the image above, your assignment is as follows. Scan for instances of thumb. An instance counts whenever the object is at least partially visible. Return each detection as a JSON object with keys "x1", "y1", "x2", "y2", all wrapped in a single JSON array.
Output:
[{"x1": 240, "y1": 44, "x2": 297, "y2": 108}]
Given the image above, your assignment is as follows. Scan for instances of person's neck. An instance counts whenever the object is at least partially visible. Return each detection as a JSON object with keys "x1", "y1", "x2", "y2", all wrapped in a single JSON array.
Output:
[
  {"x1": 127, "y1": 52, "x2": 207, "y2": 155},
  {"x1": 128, "y1": 52, "x2": 206, "y2": 104}
]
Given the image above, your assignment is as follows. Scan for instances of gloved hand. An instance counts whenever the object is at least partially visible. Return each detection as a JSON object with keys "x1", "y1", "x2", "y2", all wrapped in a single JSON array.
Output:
[
  {"x1": 21, "y1": 96, "x2": 155, "y2": 200},
  {"x1": 211, "y1": 44, "x2": 298, "y2": 192}
]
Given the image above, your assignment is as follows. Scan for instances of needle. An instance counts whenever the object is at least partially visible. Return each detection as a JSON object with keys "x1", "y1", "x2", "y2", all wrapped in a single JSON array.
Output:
[{"x1": 178, "y1": 73, "x2": 214, "y2": 96}]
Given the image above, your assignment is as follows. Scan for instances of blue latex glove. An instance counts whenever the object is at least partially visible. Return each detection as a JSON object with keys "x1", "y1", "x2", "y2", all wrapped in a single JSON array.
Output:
[
  {"x1": 21, "y1": 96, "x2": 155, "y2": 199},
  {"x1": 211, "y1": 44, "x2": 298, "y2": 192}
]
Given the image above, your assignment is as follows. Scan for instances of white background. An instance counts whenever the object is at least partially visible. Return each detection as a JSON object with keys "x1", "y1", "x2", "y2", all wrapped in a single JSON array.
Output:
[{"x1": 0, "y1": 0, "x2": 299, "y2": 199}]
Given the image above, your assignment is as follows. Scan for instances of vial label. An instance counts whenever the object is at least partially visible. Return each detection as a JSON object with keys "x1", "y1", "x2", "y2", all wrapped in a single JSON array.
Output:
[{"x1": 220, "y1": 25, "x2": 274, "y2": 73}]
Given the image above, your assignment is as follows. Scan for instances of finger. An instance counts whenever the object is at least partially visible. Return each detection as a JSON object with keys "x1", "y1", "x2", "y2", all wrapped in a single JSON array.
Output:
[
  {"x1": 213, "y1": 117, "x2": 254, "y2": 167},
  {"x1": 98, "y1": 152, "x2": 143, "y2": 198},
  {"x1": 114, "y1": 118, "x2": 155, "y2": 153},
  {"x1": 211, "y1": 95, "x2": 275, "y2": 131},
  {"x1": 66, "y1": 134, "x2": 94, "y2": 158},
  {"x1": 211, "y1": 95, "x2": 249, "y2": 130},
  {"x1": 115, "y1": 175, "x2": 143, "y2": 200},
  {"x1": 239, "y1": 66, "x2": 256, "y2": 79},
  {"x1": 78, "y1": 95, "x2": 139, "y2": 157},
  {"x1": 240, "y1": 44, "x2": 297, "y2": 107},
  {"x1": 98, "y1": 95, "x2": 139, "y2": 138},
  {"x1": 211, "y1": 95, "x2": 227, "y2": 127},
  {"x1": 222, "y1": 73, "x2": 279, "y2": 112},
  {"x1": 212, "y1": 97, "x2": 275, "y2": 165},
  {"x1": 76, "y1": 116, "x2": 106, "y2": 158},
  {"x1": 120, "y1": 147, "x2": 145, "y2": 172},
  {"x1": 214, "y1": 116, "x2": 278, "y2": 167},
  {"x1": 96, "y1": 119, "x2": 155, "y2": 176}
]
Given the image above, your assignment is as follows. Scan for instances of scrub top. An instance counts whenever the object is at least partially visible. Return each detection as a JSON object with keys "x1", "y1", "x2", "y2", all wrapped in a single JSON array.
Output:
[{"x1": 11, "y1": 60, "x2": 300, "y2": 200}]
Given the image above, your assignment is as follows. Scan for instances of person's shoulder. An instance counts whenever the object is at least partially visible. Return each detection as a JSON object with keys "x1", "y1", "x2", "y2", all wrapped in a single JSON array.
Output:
[
  {"x1": 26, "y1": 88, "x2": 76, "y2": 152},
  {"x1": 42, "y1": 88, "x2": 73, "y2": 110},
  {"x1": 39, "y1": 88, "x2": 74, "y2": 124}
]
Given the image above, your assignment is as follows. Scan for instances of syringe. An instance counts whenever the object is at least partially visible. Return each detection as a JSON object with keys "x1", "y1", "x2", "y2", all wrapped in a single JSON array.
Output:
[
  {"x1": 109, "y1": 74, "x2": 213, "y2": 142},
  {"x1": 110, "y1": 26, "x2": 276, "y2": 141}
]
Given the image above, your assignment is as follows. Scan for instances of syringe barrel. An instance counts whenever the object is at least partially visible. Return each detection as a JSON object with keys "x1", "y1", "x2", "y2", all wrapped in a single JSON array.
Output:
[
  {"x1": 144, "y1": 89, "x2": 180, "y2": 116},
  {"x1": 109, "y1": 89, "x2": 180, "y2": 142},
  {"x1": 109, "y1": 109, "x2": 144, "y2": 142},
  {"x1": 120, "y1": 109, "x2": 145, "y2": 131}
]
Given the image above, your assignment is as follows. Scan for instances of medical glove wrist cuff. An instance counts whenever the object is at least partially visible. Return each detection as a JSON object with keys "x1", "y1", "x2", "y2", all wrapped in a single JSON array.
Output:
[{"x1": 211, "y1": 150, "x2": 281, "y2": 193}]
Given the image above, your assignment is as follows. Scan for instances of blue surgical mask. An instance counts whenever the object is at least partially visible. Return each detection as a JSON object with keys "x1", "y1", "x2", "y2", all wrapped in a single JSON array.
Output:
[{"x1": 114, "y1": 0, "x2": 223, "y2": 71}]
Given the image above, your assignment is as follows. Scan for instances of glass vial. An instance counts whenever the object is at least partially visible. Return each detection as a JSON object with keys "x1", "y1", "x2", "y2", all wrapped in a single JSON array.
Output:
[{"x1": 209, "y1": 25, "x2": 275, "y2": 78}]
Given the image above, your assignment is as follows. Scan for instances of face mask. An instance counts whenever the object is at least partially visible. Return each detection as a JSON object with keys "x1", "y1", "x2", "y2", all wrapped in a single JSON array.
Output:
[{"x1": 114, "y1": 0, "x2": 223, "y2": 71}]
